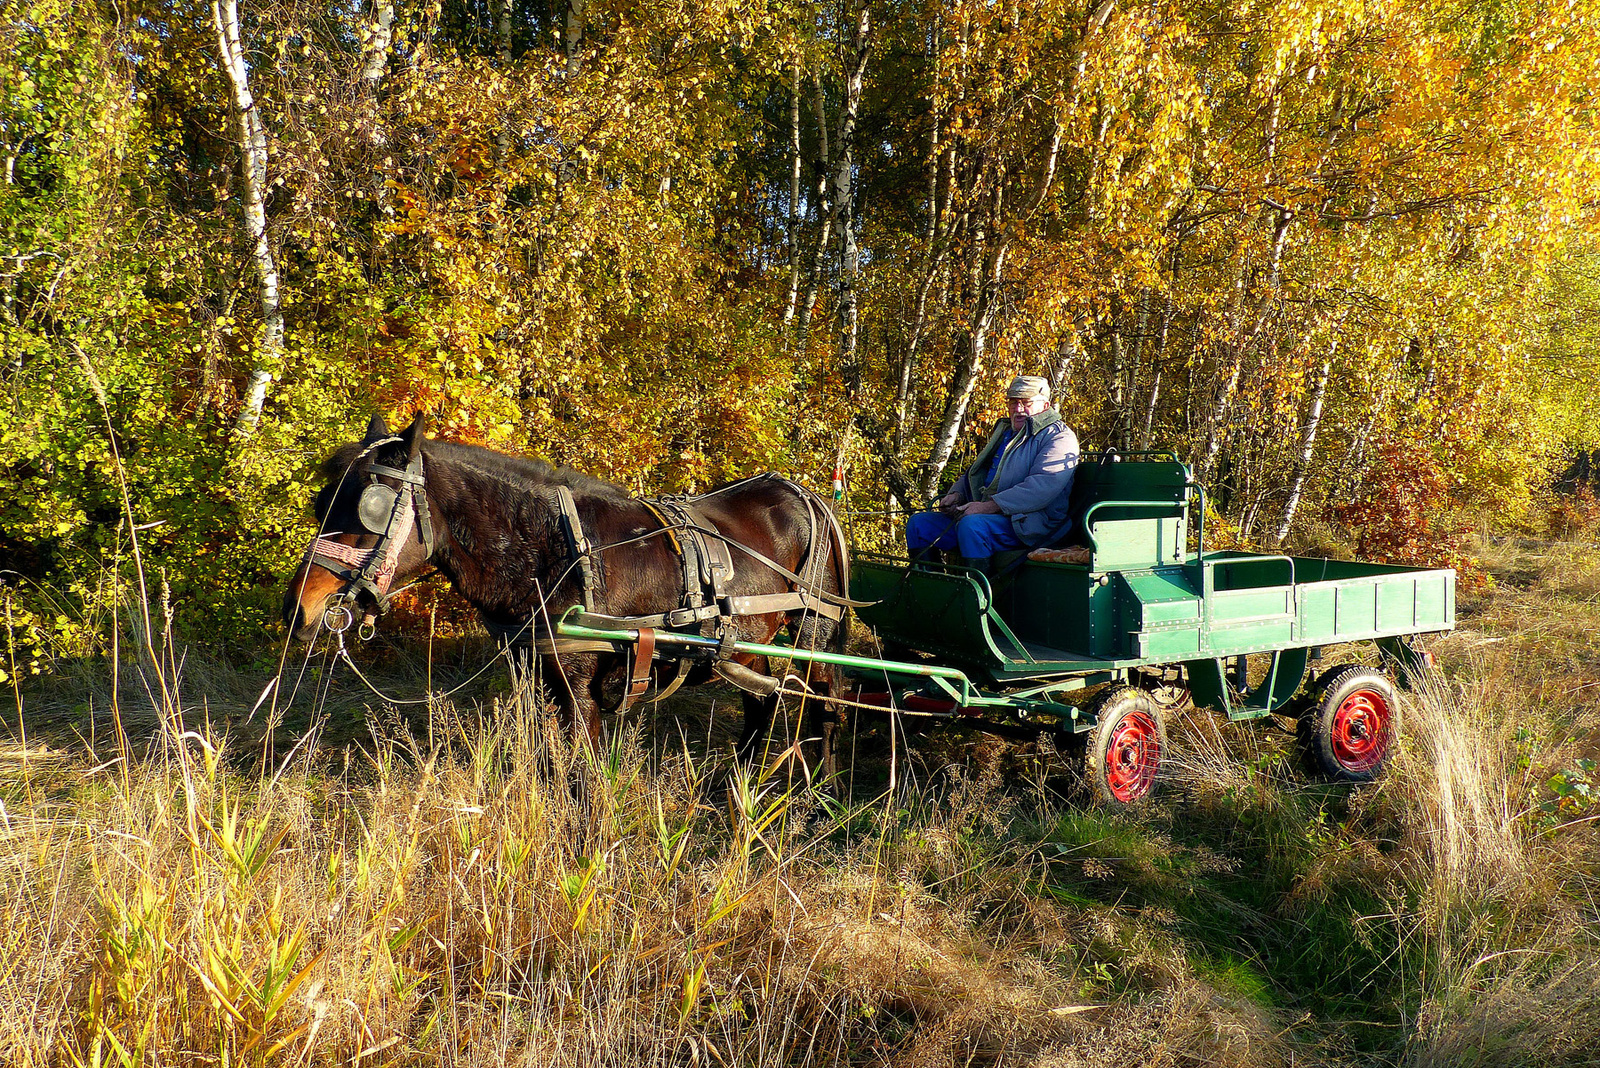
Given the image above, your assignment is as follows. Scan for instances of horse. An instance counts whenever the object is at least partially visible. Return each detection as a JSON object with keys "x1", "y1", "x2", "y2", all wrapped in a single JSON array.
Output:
[{"x1": 281, "y1": 413, "x2": 853, "y2": 775}]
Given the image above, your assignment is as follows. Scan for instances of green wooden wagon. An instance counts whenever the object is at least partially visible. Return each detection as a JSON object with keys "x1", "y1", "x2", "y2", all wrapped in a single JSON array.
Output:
[
  {"x1": 846, "y1": 454, "x2": 1453, "y2": 801},
  {"x1": 557, "y1": 453, "x2": 1454, "y2": 803}
]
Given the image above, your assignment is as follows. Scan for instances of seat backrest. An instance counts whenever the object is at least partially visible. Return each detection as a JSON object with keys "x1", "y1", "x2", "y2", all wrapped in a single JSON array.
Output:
[{"x1": 1056, "y1": 454, "x2": 1191, "y2": 569}]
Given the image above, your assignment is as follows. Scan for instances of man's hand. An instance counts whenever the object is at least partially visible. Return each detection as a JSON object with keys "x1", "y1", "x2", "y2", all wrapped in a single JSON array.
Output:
[
  {"x1": 961, "y1": 500, "x2": 1002, "y2": 516},
  {"x1": 937, "y1": 491, "x2": 963, "y2": 516}
]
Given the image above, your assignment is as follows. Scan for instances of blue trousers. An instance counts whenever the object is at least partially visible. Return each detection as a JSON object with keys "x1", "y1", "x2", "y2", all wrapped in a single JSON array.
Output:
[{"x1": 905, "y1": 511, "x2": 1023, "y2": 559}]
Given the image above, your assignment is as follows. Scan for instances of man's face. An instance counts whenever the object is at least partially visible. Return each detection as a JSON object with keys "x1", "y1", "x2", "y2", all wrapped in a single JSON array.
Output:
[{"x1": 1007, "y1": 395, "x2": 1048, "y2": 430}]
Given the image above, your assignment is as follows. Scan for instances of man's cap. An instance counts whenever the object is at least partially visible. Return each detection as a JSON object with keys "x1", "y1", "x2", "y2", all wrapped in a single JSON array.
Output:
[{"x1": 1006, "y1": 375, "x2": 1051, "y2": 401}]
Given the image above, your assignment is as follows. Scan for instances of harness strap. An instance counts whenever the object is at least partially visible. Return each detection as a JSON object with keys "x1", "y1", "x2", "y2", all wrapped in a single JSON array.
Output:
[
  {"x1": 523, "y1": 631, "x2": 691, "y2": 707},
  {"x1": 650, "y1": 499, "x2": 704, "y2": 612},
  {"x1": 525, "y1": 476, "x2": 864, "y2": 665},
  {"x1": 304, "y1": 466, "x2": 419, "y2": 606},
  {"x1": 370, "y1": 462, "x2": 425, "y2": 486},
  {"x1": 555, "y1": 485, "x2": 598, "y2": 611},
  {"x1": 653, "y1": 658, "x2": 693, "y2": 702},
  {"x1": 626, "y1": 627, "x2": 656, "y2": 704},
  {"x1": 646, "y1": 521, "x2": 874, "y2": 609},
  {"x1": 681, "y1": 501, "x2": 736, "y2": 601},
  {"x1": 638, "y1": 498, "x2": 683, "y2": 556},
  {"x1": 559, "y1": 587, "x2": 843, "y2": 632},
  {"x1": 533, "y1": 636, "x2": 620, "y2": 655}
]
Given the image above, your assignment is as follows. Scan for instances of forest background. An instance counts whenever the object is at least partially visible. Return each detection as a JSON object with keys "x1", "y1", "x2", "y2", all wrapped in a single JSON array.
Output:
[{"x1": 4, "y1": 0, "x2": 1600, "y2": 662}]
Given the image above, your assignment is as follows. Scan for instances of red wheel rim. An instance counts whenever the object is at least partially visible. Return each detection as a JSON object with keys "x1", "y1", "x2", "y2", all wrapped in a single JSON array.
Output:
[
  {"x1": 1330, "y1": 688, "x2": 1391, "y2": 772},
  {"x1": 1104, "y1": 710, "x2": 1161, "y2": 802}
]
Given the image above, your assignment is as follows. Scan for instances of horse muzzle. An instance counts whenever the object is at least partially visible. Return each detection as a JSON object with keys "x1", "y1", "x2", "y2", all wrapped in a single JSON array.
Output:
[{"x1": 283, "y1": 560, "x2": 358, "y2": 642}]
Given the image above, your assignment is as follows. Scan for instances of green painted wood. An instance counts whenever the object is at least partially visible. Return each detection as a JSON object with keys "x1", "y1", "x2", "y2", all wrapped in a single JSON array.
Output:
[
  {"x1": 851, "y1": 554, "x2": 1010, "y2": 671},
  {"x1": 1183, "y1": 647, "x2": 1310, "y2": 717},
  {"x1": 852, "y1": 458, "x2": 1455, "y2": 690},
  {"x1": 1076, "y1": 458, "x2": 1191, "y2": 570}
]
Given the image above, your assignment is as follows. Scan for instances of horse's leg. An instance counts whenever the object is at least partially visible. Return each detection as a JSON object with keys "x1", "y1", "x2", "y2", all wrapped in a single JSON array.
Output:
[
  {"x1": 794, "y1": 672, "x2": 840, "y2": 786},
  {"x1": 734, "y1": 653, "x2": 774, "y2": 763},
  {"x1": 547, "y1": 651, "x2": 604, "y2": 750},
  {"x1": 737, "y1": 690, "x2": 779, "y2": 765},
  {"x1": 791, "y1": 616, "x2": 845, "y2": 789},
  {"x1": 575, "y1": 660, "x2": 606, "y2": 750}
]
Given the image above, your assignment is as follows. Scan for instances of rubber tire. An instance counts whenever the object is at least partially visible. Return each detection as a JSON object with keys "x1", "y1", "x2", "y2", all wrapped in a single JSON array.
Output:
[
  {"x1": 1083, "y1": 686, "x2": 1168, "y2": 806},
  {"x1": 1299, "y1": 665, "x2": 1397, "y2": 782}
]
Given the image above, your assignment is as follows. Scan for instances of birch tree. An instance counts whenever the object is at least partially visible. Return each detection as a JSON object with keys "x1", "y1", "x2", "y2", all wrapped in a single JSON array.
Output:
[{"x1": 212, "y1": 0, "x2": 282, "y2": 440}]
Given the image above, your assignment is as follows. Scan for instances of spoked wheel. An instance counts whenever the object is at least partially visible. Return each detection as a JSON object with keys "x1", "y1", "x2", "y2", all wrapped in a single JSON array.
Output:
[
  {"x1": 1083, "y1": 686, "x2": 1168, "y2": 806},
  {"x1": 1299, "y1": 665, "x2": 1397, "y2": 781}
]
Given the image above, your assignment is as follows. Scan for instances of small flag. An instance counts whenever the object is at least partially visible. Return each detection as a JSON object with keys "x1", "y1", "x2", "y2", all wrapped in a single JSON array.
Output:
[{"x1": 831, "y1": 461, "x2": 844, "y2": 501}]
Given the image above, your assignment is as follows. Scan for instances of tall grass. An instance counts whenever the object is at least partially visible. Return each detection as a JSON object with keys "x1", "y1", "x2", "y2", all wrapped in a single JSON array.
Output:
[
  {"x1": 1394, "y1": 657, "x2": 1600, "y2": 1066},
  {"x1": 3, "y1": 535, "x2": 1599, "y2": 1065},
  {"x1": 0, "y1": 660, "x2": 1118, "y2": 1066}
]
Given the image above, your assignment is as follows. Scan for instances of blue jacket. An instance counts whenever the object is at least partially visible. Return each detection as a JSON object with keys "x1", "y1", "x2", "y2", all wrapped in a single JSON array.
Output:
[{"x1": 952, "y1": 410, "x2": 1080, "y2": 547}]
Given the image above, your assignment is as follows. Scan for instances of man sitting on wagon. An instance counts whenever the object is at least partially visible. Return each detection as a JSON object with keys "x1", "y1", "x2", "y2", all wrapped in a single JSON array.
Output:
[{"x1": 906, "y1": 375, "x2": 1080, "y2": 575}]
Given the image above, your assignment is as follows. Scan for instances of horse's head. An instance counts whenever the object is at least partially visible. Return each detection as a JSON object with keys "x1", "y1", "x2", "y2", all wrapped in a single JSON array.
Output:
[{"x1": 282, "y1": 412, "x2": 438, "y2": 641}]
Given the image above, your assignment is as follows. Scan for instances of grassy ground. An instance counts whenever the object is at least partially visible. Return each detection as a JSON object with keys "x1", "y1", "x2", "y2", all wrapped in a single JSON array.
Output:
[{"x1": 2, "y1": 537, "x2": 1598, "y2": 1066}]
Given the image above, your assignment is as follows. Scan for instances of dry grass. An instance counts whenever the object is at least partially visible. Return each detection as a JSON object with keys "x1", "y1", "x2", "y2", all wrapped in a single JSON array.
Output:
[
  {"x1": 1391, "y1": 538, "x2": 1600, "y2": 1067},
  {"x1": 2, "y1": 534, "x2": 1599, "y2": 1066},
  {"x1": 0, "y1": 666, "x2": 1111, "y2": 1067}
]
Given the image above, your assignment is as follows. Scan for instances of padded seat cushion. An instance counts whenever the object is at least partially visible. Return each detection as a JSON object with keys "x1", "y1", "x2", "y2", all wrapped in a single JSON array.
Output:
[{"x1": 1030, "y1": 545, "x2": 1093, "y2": 565}]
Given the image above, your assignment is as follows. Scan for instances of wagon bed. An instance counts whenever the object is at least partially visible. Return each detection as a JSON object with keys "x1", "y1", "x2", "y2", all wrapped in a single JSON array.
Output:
[
  {"x1": 850, "y1": 452, "x2": 1452, "y2": 716},
  {"x1": 852, "y1": 550, "x2": 1454, "y2": 682}
]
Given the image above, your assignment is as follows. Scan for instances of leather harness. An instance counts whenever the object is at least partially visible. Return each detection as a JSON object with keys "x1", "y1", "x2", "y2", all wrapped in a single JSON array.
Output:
[
  {"x1": 540, "y1": 473, "x2": 859, "y2": 709},
  {"x1": 304, "y1": 451, "x2": 437, "y2": 618}
]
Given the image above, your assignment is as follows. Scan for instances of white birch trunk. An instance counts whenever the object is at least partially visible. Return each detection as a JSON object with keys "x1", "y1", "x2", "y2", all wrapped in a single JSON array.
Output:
[
  {"x1": 1274, "y1": 358, "x2": 1332, "y2": 544},
  {"x1": 1197, "y1": 207, "x2": 1293, "y2": 479},
  {"x1": 833, "y1": 0, "x2": 872, "y2": 388},
  {"x1": 1138, "y1": 294, "x2": 1171, "y2": 450},
  {"x1": 564, "y1": 0, "x2": 584, "y2": 77},
  {"x1": 920, "y1": 238, "x2": 1008, "y2": 498},
  {"x1": 783, "y1": 60, "x2": 803, "y2": 327},
  {"x1": 359, "y1": 0, "x2": 396, "y2": 92},
  {"x1": 1049, "y1": 326, "x2": 1082, "y2": 400},
  {"x1": 214, "y1": 0, "x2": 283, "y2": 440},
  {"x1": 892, "y1": 84, "x2": 952, "y2": 451},
  {"x1": 491, "y1": 0, "x2": 512, "y2": 163},
  {"x1": 795, "y1": 73, "x2": 833, "y2": 350}
]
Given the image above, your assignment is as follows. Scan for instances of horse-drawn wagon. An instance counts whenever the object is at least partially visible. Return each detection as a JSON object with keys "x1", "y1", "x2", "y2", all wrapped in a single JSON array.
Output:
[
  {"x1": 552, "y1": 452, "x2": 1455, "y2": 804},
  {"x1": 289, "y1": 419, "x2": 1453, "y2": 805}
]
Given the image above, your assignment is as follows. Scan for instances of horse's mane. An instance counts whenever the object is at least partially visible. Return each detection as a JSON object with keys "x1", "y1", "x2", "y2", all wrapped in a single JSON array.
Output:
[{"x1": 320, "y1": 439, "x2": 631, "y2": 501}]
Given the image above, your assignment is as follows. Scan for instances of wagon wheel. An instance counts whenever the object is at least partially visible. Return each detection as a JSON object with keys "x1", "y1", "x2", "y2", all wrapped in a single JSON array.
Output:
[
  {"x1": 1082, "y1": 686, "x2": 1168, "y2": 806},
  {"x1": 1298, "y1": 665, "x2": 1397, "y2": 782}
]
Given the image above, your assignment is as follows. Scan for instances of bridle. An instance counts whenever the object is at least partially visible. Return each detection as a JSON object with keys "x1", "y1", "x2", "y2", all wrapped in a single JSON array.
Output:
[{"x1": 303, "y1": 449, "x2": 437, "y2": 630}]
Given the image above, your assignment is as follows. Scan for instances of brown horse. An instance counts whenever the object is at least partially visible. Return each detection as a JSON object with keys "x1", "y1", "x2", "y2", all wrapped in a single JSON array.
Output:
[{"x1": 282, "y1": 413, "x2": 851, "y2": 773}]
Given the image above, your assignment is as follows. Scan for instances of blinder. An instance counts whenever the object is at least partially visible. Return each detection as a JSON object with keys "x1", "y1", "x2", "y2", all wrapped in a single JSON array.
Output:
[{"x1": 358, "y1": 483, "x2": 400, "y2": 533}]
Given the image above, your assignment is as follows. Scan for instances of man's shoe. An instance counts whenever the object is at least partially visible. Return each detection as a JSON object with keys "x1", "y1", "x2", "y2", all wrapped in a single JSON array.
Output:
[{"x1": 959, "y1": 555, "x2": 994, "y2": 576}]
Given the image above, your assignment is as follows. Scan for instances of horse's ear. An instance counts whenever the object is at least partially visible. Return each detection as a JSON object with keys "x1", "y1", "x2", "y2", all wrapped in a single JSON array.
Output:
[
  {"x1": 403, "y1": 412, "x2": 426, "y2": 461},
  {"x1": 363, "y1": 413, "x2": 391, "y2": 444}
]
